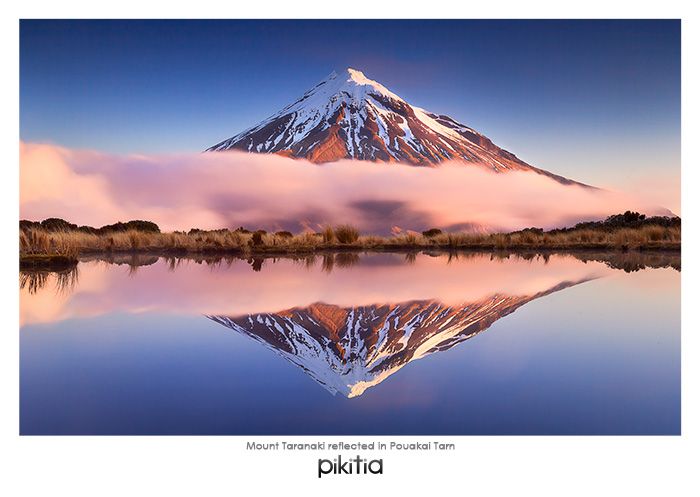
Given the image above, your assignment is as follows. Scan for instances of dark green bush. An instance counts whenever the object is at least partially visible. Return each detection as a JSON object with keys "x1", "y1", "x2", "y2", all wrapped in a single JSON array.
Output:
[
  {"x1": 513, "y1": 227, "x2": 544, "y2": 235},
  {"x1": 189, "y1": 228, "x2": 229, "y2": 235},
  {"x1": 97, "y1": 220, "x2": 160, "y2": 233},
  {"x1": 422, "y1": 228, "x2": 443, "y2": 238},
  {"x1": 77, "y1": 225, "x2": 98, "y2": 234},
  {"x1": 548, "y1": 212, "x2": 680, "y2": 235},
  {"x1": 40, "y1": 218, "x2": 78, "y2": 231},
  {"x1": 20, "y1": 220, "x2": 41, "y2": 231}
]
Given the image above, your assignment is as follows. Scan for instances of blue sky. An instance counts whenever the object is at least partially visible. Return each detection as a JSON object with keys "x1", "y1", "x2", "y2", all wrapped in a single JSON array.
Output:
[{"x1": 20, "y1": 19, "x2": 680, "y2": 194}]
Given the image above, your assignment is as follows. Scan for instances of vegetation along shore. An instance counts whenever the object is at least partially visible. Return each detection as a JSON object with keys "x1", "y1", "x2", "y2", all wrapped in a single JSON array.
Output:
[{"x1": 19, "y1": 211, "x2": 680, "y2": 270}]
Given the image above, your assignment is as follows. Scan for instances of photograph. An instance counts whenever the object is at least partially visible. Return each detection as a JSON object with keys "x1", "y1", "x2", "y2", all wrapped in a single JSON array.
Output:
[{"x1": 19, "y1": 19, "x2": 681, "y2": 437}]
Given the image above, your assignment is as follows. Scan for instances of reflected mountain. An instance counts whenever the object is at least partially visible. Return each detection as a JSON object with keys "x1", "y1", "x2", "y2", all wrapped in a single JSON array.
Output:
[{"x1": 208, "y1": 279, "x2": 588, "y2": 398}]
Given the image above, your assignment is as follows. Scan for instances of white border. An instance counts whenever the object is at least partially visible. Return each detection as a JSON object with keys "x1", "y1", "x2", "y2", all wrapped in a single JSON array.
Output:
[{"x1": 2, "y1": 3, "x2": 697, "y2": 496}]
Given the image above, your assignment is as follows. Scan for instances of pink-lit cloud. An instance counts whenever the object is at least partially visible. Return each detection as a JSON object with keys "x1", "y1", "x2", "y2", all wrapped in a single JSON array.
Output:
[{"x1": 20, "y1": 142, "x2": 672, "y2": 234}]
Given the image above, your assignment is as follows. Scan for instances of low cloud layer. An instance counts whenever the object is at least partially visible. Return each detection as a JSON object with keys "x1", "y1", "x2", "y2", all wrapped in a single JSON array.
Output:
[{"x1": 20, "y1": 142, "x2": 670, "y2": 234}]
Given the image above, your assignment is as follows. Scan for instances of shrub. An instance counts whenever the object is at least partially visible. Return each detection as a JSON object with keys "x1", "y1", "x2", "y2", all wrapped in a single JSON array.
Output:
[
  {"x1": 334, "y1": 225, "x2": 359, "y2": 244},
  {"x1": 125, "y1": 220, "x2": 160, "y2": 233},
  {"x1": 518, "y1": 227, "x2": 544, "y2": 235},
  {"x1": 605, "y1": 211, "x2": 646, "y2": 227},
  {"x1": 40, "y1": 218, "x2": 78, "y2": 232},
  {"x1": 20, "y1": 220, "x2": 41, "y2": 231},
  {"x1": 422, "y1": 228, "x2": 443, "y2": 238},
  {"x1": 275, "y1": 231, "x2": 294, "y2": 239},
  {"x1": 189, "y1": 227, "x2": 229, "y2": 235},
  {"x1": 77, "y1": 225, "x2": 98, "y2": 234},
  {"x1": 98, "y1": 220, "x2": 160, "y2": 234}
]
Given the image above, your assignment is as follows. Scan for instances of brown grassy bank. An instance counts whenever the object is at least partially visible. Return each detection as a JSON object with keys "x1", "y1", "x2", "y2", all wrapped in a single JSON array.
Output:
[{"x1": 19, "y1": 222, "x2": 680, "y2": 261}]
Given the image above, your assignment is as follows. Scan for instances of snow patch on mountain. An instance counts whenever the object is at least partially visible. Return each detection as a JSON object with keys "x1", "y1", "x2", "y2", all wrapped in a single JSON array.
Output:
[
  {"x1": 208, "y1": 279, "x2": 588, "y2": 397},
  {"x1": 206, "y1": 68, "x2": 588, "y2": 186}
]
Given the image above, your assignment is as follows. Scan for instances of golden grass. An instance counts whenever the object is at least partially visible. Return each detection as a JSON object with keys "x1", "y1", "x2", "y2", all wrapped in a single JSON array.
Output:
[
  {"x1": 20, "y1": 229, "x2": 79, "y2": 258},
  {"x1": 18, "y1": 223, "x2": 681, "y2": 258},
  {"x1": 334, "y1": 224, "x2": 360, "y2": 244}
]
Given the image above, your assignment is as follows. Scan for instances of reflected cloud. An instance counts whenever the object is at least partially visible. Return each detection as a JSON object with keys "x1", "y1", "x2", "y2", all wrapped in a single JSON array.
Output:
[
  {"x1": 19, "y1": 251, "x2": 679, "y2": 327},
  {"x1": 19, "y1": 249, "x2": 681, "y2": 398}
]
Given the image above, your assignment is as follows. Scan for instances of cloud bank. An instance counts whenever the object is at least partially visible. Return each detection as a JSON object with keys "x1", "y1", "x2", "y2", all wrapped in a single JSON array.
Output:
[{"x1": 20, "y1": 142, "x2": 670, "y2": 234}]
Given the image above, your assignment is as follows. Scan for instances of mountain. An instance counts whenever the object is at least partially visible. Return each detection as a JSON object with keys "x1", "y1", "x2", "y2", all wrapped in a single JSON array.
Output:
[
  {"x1": 207, "y1": 68, "x2": 585, "y2": 186},
  {"x1": 208, "y1": 279, "x2": 588, "y2": 398}
]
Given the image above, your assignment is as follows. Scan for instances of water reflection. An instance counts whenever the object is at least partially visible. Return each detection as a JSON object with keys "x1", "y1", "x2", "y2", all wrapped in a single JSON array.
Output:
[
  {"x1": 209, "y1": 279, "x2": 587, "y2": 397},
  {"x1": 19, "y1": 250, "x2": 681, "y2": 435},
  {"x1": 19, "y1": 267, "x2": 78, "y2": 295},
  {"x1": 21, "y1": 249, "x2": 681, "y2": 294},
  {"x1": 19, "y1": 251, "x2": 679, "y2": 328}
]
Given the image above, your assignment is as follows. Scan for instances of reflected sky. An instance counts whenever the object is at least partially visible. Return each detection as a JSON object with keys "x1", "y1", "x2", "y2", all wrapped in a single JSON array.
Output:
[
  {"x1": 20, "y1": 252, "x2": 611, "y2": 326},
  {"x1": 20, "y1": 251, "x2": 680, "y2": 435}
]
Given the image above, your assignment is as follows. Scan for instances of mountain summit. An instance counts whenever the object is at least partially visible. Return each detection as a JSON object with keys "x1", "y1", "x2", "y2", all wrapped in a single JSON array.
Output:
[{"x1": 206, "y1": 68, "x2": 580, "y2": 184}]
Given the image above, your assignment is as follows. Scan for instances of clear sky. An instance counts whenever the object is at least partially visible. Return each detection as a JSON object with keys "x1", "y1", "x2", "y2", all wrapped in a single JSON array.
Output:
[{"x1": 20, "y1": 19, "x2": 680, "y2": 204}]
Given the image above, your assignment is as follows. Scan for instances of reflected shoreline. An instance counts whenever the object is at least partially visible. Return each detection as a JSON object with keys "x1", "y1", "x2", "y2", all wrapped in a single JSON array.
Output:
[
  {"x1": 19, "y1": 249, "x2": 680, "y2": 295},
  {"x1": 78, "y1": 248, "x2": 680, "y2": 272}
]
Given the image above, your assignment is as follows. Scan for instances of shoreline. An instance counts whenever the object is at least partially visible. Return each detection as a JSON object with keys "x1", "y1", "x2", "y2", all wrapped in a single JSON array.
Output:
[{"x1": 19, "y1": 213, "x2": 682, "y2": 271}]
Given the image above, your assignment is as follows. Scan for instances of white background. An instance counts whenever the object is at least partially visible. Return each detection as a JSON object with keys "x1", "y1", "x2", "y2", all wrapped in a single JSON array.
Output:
[{"x1": 1, "y1": 2, "x2": 698, "y2": 495}]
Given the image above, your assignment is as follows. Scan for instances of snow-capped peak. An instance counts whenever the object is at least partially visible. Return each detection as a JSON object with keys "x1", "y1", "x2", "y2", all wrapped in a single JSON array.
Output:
[
  {"x1": 342, "y1": 67, "x2": 400, "y2": 98},
  {"x1": 206, "y1": 68, "x2": 586, "y2": 185},
  {"x1": 278, "y1": 66, "x2": 403, "y2": 117}
]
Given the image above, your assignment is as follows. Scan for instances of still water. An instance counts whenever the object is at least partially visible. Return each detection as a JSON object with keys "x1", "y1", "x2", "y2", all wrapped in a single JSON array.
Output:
[{"x1": 20, "y1": 251, "x2": 680, "y2": 435}]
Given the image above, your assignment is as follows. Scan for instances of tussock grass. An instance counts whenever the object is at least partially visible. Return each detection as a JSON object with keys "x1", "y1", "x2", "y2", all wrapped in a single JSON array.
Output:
[
  {"x1": 18, "y1": 222, "x2": 681, "y2": 259},
  {"x1": 19, "y1": 229, "x2": 79, "y2": 269},
  {"x1": 321, "y1": 226, "x2": 335, "y2": 243},
  {"x1": 334, "y1": 225, "x2": 360, "y2": 244}
]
